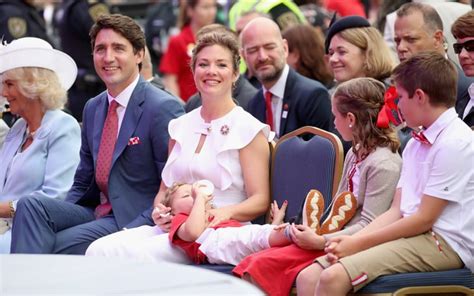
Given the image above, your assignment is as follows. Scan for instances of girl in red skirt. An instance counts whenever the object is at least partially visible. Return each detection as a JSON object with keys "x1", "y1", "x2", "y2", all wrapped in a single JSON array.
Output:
[{"x1": 233, "y1": 78, "x2": 402, "y2": 296}]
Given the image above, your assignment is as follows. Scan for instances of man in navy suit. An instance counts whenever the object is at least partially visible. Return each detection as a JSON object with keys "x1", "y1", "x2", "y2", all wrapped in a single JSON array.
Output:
[
  {"x1": 240, "y1": 17, "x2": 332, "y2": 139},
  {"x1": 394, "y1": 3, "x2": 474, "y2": 126},
  {"x1": 10, "y1": 14, "x2": 184, "y2": 254},
  {"x1": 451, "y1": 10, "x2": 474, "y2": 127}
]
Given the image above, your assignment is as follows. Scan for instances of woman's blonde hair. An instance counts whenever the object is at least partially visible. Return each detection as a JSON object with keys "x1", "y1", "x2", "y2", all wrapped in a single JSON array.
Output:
[
  {"x1": 333, "y1": 77, "x2": 400, "y2": 156},
  {"x1": 3, "y1": 67, "x2": 67, "y2": 110},
  {"x1": 338, "y1": 27, "x2": 395, "y2": 81}
]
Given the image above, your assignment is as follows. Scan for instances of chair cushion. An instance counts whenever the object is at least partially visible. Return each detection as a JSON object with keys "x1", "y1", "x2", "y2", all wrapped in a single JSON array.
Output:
[{"x1": 358, "y1": 268, "x2": 474, "y2": 293}]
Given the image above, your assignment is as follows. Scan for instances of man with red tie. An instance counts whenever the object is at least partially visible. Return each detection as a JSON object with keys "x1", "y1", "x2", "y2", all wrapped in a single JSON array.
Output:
[
  {"x1": 240, "y1": 17, "x2": 332, "y2": 139},
  {"x1": 300, "y1": 52, "x2": 473, "y2": 295},
  {"x1": 10, "y1": 14, "x2": 184, "y2": 254}
]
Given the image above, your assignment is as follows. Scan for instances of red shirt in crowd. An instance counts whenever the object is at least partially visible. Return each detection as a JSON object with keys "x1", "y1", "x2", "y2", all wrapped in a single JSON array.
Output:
[{"x1": 159, "y1": 25, "x2": 198, "y2": 101}]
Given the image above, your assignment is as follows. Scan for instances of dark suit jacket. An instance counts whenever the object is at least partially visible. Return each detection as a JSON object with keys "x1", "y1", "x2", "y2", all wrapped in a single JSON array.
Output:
[
  {"x1": 461, "y1": 100, "x2": 474, "y2": 127},
  {"x1": 184, "y1": 75, "x2": 257, "y2": 112},
  {"x1": 66, "y1": 77, "x2": 184, "y2": 228},
  {"x1": 455, "y1": 67, "x2": 474, "y2": 127},
  {"x1": 248, "y1": 68, "x2": 332, "y2": 137}
]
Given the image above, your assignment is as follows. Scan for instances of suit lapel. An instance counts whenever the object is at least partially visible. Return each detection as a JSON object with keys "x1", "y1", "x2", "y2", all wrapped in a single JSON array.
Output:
[
  {"x1": 456, "y1": 89, "x2": 470, "y2": 117},
  {"x1": 111, "y1": 80, "x2": 145, "y2": 165},
  {"x1": 464, "y1": 105, "x2": 474, "y2": 126},
  {"x1": 93, "y1": 94, "x2": 108, "y2": 161},
  {"x1": 279, "y1": 69, "x2": 296, "y2": 136},
  {"x1": 255, "y1": 90, "x2": 266, "y2": 122}
]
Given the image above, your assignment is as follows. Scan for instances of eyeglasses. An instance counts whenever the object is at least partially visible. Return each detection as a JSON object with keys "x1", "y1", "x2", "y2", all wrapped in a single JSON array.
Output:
[{"x1": 453, "y1": 40, "x2": 474, "y2": 54}]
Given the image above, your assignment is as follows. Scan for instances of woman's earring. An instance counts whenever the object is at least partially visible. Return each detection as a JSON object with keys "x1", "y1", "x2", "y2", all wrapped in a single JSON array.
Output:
[{"x1": 349, "y1": 124, "x2": 353, "y2": 128}]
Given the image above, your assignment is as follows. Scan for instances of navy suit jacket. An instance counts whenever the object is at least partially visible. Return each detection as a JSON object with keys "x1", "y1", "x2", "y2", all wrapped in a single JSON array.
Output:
[
  {"x1": 248, "y1": 68, "x2": 332, "y2": 137},
  {"x1": 66, "y1": 77, "x2": 184, "y2": 228},
  {"x1": 455, "y1": 67, "x2": 474, "y2": 127}
]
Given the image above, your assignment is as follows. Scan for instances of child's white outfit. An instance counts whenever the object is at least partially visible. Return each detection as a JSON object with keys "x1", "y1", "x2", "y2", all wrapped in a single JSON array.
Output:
[{"x1": 170, "y1": 213, "x2": 275, "y2": 265}]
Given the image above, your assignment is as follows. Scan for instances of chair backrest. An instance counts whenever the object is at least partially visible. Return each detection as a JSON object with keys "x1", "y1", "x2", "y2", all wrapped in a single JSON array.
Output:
[
  {"x1": 271, "y1": 126, "x2": 343, "y2": 223},
  {"x1": 252, "y1": 140, "x2": 277, "y2": 225}
]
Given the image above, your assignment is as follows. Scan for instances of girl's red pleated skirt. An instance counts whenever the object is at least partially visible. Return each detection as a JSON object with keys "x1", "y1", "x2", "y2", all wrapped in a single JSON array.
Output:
[{"x1": 233, "y1": 244, "x2": 325, "y2": 296}]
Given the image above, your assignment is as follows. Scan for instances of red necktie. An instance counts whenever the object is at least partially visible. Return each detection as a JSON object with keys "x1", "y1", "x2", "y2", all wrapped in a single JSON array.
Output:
[
  {"x1": 265, "y1": 91, "x2": 274, "y2": 131},
  {"x1": 95, "y1": 100, "x2": 119, "y2": 218},
  {"x1": 411, "y1": 130, "x2": 430, "y2": 145}
]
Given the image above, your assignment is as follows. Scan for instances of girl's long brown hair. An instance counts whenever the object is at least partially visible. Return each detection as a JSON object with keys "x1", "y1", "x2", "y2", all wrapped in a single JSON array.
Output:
[{"x1": 334, "y1": 77, "x2": 400, "y2": 157}]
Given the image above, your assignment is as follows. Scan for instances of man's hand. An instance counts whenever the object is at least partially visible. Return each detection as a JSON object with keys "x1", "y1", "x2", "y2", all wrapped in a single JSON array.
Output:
[{"x1": 152, "y1": 203, "x2": 173, "y2": 232}]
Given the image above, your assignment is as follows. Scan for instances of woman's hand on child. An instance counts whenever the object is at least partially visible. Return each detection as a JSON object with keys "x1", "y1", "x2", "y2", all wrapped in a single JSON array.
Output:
[
  {"x1": 290, "y1": 224, "x2": 326, "y2": 250},
  {"x1": 208, "y1": 207, "x2": 233, "y2": 227},
  {"x1": 152, "y1": 203, "x2": 173, "y2": 232},
  {"x1": 270, "y1": 200, "x2": 288, "y2": 225}
]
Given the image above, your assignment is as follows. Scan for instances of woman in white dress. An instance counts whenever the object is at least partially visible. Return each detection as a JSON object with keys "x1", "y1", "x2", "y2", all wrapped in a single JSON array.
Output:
[{"x1": 86, "y1": 24, "x2": 273, "y2": 262}]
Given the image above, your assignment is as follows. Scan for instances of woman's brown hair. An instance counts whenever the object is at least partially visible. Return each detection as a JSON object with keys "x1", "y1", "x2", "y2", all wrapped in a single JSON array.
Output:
[
  {"x1": 282, "y1": 24, "x2": 333, "y2": 87},
  {"x1": 191, "y1": 24, "x2": 240, "y2": 75}
]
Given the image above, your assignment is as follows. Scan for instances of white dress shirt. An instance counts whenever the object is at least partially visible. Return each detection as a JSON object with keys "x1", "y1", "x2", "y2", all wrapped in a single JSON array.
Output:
[
  {"x1": 106, "y1": 74, "x2": 139, "y2": 133},
  {"x1": 262, "y1": 65, "x2": 290, "y2": 138}
]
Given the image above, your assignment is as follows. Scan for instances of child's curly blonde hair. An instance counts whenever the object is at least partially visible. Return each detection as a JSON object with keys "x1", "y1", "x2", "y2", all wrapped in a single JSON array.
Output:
[{"x1": 162, "y1": 182, "x2": 186, "y2": 207}]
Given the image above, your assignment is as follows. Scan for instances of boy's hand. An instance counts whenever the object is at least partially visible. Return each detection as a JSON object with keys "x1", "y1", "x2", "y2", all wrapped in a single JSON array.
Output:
[
  {"x1": 325, "y1": 235, "x2": 362, "y2": 260},
  {"x1": 290, "y1": 224, "x2": 325, "y2": 250},
  {"x1": 270, "y1": 200, "x2": 287, "y2": 225},
  {"x1": 325, "y1": 252, "x2": 339, "y2": 265},
  {"x1": 152, "y1": 203, "x2": 172, "y2": 232}
]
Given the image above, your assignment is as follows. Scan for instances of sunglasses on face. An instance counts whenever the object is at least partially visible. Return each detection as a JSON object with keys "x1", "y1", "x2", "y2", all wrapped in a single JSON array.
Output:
[{"x1": 453, "y1": 39, "x2": 474, "y2": 54}]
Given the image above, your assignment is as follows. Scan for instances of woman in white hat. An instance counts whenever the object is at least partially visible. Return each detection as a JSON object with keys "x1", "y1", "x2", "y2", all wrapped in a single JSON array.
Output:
[{"x1": 0, "y1": 37, "x2": 81, "y2": 253}]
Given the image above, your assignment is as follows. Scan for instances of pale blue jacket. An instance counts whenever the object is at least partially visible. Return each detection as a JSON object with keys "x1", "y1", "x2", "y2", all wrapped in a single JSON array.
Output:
[{"x1": 0, "y1": 110, "x2": 80, "y2": 252}]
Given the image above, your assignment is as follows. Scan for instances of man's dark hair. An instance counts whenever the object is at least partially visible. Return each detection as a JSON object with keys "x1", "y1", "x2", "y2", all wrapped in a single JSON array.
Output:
[{"x1": 90, "y1": 14, "x2": 145, "y2": 70}]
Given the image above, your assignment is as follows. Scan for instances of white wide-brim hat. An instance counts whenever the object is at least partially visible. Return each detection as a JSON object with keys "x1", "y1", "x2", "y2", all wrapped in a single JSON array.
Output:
[{"x1": 0, "y1": 37, "x2": 78, "y2": 90}]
